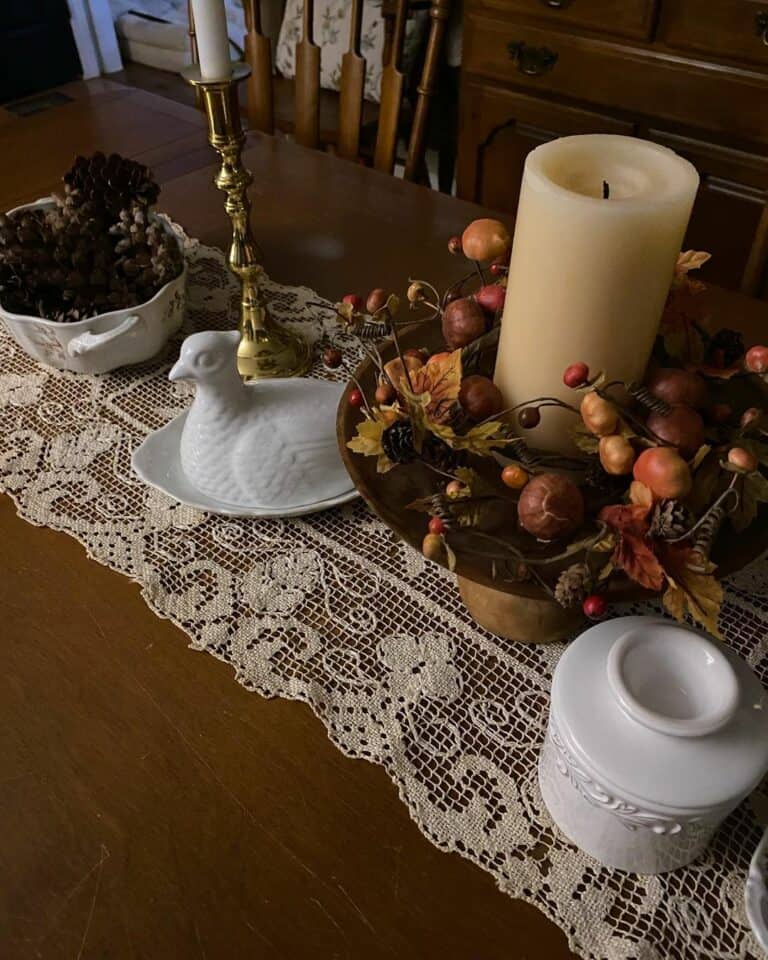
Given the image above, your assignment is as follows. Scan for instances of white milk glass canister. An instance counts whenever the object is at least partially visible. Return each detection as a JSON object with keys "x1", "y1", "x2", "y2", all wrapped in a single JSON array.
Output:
[{"x1": 539, "y1": 617, "x2": 768, "y2": 874}]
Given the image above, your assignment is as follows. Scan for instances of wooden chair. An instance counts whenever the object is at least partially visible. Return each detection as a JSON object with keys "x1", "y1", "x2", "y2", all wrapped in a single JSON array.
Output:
[{"x1": 192, "y1": 0, "x2": 452, "y2": 182}]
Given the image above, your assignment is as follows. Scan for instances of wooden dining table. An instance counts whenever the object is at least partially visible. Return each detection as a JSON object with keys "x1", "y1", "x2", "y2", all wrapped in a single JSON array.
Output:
[{"x1": 1, "y1": 79, "x2": 766, "y2": 960}]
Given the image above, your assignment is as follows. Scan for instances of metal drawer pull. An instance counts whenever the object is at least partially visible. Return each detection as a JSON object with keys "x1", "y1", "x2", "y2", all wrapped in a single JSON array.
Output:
[
  {"x1": 508, "y1": 41, "x2": 559, "y2": 76},
  {"x1": 757, "y1": 11, "x2": 768, "y2": 45},
  {"x1": 541, "y1": 0, "x2": 572, "y2": 7}
]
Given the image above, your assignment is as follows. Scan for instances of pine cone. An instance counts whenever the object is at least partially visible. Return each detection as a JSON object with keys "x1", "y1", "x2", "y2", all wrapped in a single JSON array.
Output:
[
  {"x1": 650, "y1": 499, "x2": 692, "y2": 539},
  {"x1": 584, "y1": 457, "x2": 629, "y2": 497},
  {"x1": 382, "y1": 421, "x2": 461, "y2": 470},
  {"x1": 554, "y1": 563, "x2": 592, "y2": 608},
  {"x1": 64, "y1": 152, "x2": 159, "y2": 218},
  {"x1": 0, "y1": 154, "x2": 181, "y2": 322},
  {"x1": 382, "y1": 421, "x2": 416, "y2": 464}
]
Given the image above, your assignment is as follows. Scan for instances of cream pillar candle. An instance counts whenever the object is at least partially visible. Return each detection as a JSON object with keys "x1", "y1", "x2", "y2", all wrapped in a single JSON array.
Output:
[
  {"x1": 494, "y1": 134, "x2": 699, "y2": 453},
  {"x1": 190, "y1": 0, "x2": 232, "y2": 80}
]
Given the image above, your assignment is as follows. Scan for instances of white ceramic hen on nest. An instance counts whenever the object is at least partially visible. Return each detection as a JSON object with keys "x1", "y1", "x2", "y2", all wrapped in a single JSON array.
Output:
[{"x1": 132, "y1": 330, "x2": 357, "y2": 517}]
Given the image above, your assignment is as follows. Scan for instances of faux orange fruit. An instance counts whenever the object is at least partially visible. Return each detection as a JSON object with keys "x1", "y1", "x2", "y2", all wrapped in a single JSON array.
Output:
[
  {"x1": 460, "y1": 218, "x2": 511, "y2": 263},
  {"x1": 598, "y1": 435, "x2": 635, "y2": 475},
  {"x1": 501, "y1": 464, "x2": 529, "y2": 489},
  {"x1": 580, "y1": 391, "x2": 618, "y2": 437},
  {"x1": 633, "y1": 447, "x2": 692, "y2": 500}
]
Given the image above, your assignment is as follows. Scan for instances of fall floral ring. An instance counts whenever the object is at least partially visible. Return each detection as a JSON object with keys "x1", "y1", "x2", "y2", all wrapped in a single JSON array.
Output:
[{"x1": 336, "y1": 220, "x2": 768, "y2": 642}]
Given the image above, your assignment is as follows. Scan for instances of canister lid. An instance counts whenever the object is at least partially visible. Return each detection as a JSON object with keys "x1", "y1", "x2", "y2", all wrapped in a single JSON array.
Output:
[{"x1": 552, "y1": 616, "x2": 768, "y2": 812}]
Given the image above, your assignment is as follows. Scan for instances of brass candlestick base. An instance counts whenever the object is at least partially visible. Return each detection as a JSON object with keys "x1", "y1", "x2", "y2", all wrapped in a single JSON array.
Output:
[{"x1": 182, "y1": 62, "x2": 310, "y2": 379}]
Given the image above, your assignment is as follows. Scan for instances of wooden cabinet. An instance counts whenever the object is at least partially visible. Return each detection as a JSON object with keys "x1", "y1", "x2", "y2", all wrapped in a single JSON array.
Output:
[{"x1": 458, "y1": 0, "x2": 768, "y2": 296}]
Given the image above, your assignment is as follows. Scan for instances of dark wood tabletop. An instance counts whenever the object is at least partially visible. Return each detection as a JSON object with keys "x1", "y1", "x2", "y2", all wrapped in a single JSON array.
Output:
[{"x1": 1, "y1": 80, "x2": 766, "y2": 960}]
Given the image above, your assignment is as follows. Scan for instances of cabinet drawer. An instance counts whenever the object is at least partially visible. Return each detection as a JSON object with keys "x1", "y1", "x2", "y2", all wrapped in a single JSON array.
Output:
[
  {"x1": 463, "y1": 14, "x2": 768, "y2": 146},
  {"x1": 469, "y1": 0, "x2": 657, "y2": 42},
  {"x1": 658, "y1": 0, "x2": 768, "y2": 70}
]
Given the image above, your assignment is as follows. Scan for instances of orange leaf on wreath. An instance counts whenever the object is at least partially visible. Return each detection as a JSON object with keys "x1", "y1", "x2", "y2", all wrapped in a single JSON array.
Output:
[
  {"x1": 406, "y1": 349, "x2": 462, "y2": 424},
  {"x1": 660, "y1": 543, "x2": 723, "y2": 639},
  {"x1": 598, "y1": 503, "x2": 665, "y2": 592}
]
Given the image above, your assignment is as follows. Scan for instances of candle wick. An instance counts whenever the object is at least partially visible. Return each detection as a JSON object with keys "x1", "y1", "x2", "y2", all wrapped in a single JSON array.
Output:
[{"x1": 602, "y1": 180, "x2": 610, "y2": 200}]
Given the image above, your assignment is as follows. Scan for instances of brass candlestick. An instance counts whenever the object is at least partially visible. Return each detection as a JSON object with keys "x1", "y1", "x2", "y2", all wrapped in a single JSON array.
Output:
[{"x1": 182, "y1": 62, "x2": 310, "y2": 378}]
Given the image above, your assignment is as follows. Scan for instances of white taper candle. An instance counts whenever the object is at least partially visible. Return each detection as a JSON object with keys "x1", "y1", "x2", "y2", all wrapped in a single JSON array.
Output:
[{"x1": 190, "y1": 0, "x2": 232, "y2": 80}]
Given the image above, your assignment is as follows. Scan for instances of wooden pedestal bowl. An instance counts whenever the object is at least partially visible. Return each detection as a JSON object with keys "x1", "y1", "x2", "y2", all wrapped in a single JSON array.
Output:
[{"x1": 337, "y1": 320, "x2": 768, "y2": 644}]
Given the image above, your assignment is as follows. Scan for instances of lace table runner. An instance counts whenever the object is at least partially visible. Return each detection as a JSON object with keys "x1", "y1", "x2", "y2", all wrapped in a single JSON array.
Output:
[{"x1": 2, "y1": 232, "x2": 767, "y2": 960}]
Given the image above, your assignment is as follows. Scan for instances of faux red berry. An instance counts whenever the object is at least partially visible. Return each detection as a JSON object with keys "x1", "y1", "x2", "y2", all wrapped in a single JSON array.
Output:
[
  {"x1": 342, "y1": 293, "x2": 364, "y2": 311},
  {"x1": 489, "y1": 260, "x2": 506, "y2": 277},
  {"x1": 428, "y1": 516, "x2": 446, "y2": 535},
  {"x1": 348, "y1": 388, "x2": 364, "y2": 408},
  {"x1": 745, "y1": 345, "x2": 768, "y2": 374},
  {"x1": 563, "y1": 362, "x2": 590, "y2": 388},
  {"x1": 447, "y1": 235, "x2": 463, "y2": 256},
  {"x1": 474, "y1": 284, "x2": 506, "y2": 315},
  {"x1": 323, "y1": 347, "x2": 343, "y2": 369},
  {"x1": 518, "y1": 406, "x2": 541, "y2": 429},
  {"x1": 583, "y1": 594, "x2": 607, "y2": 619}
]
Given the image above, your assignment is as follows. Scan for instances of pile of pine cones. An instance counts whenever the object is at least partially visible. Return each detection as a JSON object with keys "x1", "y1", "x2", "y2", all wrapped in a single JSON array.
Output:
[{"x1": 0, "y1": 152, "x2": 184, "y2": 323}]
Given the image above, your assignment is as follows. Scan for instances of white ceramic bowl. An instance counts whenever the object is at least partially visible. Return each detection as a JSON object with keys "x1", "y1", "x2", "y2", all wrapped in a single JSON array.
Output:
[{"x1": 0, "y1": 198, "x2": 186, "y2": 374}]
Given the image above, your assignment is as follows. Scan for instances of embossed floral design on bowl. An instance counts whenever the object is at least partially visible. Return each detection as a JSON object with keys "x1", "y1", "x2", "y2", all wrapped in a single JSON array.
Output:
[{"x1": 0, "y1": 199, "x2": 186, "y2": 375}]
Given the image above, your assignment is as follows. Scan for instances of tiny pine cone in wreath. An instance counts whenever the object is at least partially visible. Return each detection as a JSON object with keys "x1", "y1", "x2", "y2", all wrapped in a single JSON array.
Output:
[{"x1": 554, "y1": 563, "x2": 592, "y2": 609}]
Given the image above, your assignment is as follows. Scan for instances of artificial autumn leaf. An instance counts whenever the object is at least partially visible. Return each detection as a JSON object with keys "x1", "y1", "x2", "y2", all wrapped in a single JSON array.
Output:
[
  {"x1": 406, "y1": 349, "x2": 462, "y2": 424},
  {"x1": 685, "y1": 449, "x2": 723, "y2": 516},
  {"x1": 451, "y1": 499, "x2": 506, "y2": 532},
  {"x1": 405, "y1": 495, "x2": 436, "y2": 514},
  {"x1": 461, "y1": 326, "x2": 500, "y2": 379},
  {"x1": 597, "y1": 558, "x2": 616, "y2": 582},
  {"x1": 444, "y1": 538, "x2": 457, "y2": 573},
  {"x1": 430, "y1": 420, "x2": 511, "y2": 457},
  {"x1": 675, "y1": 250, "x2": 711, "y2": 278},
  {"x1": 661, "y1": 543, "x2": 723, "y2": 639},
  {"x1": 598, "y1": 503, "x2": 665, "y2": 591},
  {"x1": 742, "y1": 438, "x2": 768, "y2": 469},
  {"x1": 572, "y1": 422, "x2": 599, "y2": 454},
  {"x1": 659, "y1": 274, "x2": 709, "y2": 364},
  {"x1": 335, "y1": 301, "x2": 356, "y2": 326},
  {"x1": 615, "y1": 534, "x2": 666, "y2": 591},
  {"x1": 453, "y1": 466, "x2": 499, "y2": 499},
  {"x1": 730, "y1": 469, "x2": 768, "y2": 532},
  {"x1": 599, "y1": 502, "x2": 651, "y2": 529},
  {"x1": 384, "y1": 355, "x2": 423, "y2": 391},
  {"x1": 591, "y1": 530, "x2": 618, "y2": 553},
  {"x1": 346, "y1": 411, "x2": 395, "y2": 473}
]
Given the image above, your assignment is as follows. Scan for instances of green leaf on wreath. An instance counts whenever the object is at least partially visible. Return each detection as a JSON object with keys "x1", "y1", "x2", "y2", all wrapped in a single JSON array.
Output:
[
  {"x1": 572, "y1": 422, "x2": 599, "y2": 454},
  {"x1": 730, "y1": 470, "x2": 768, "y2": 533},
  {"x1": 430, "y1": 420, "x2": 511, "y2": 456},
  {"x1": 453, "y1": 466, "x2": 498, "y2": 499}
]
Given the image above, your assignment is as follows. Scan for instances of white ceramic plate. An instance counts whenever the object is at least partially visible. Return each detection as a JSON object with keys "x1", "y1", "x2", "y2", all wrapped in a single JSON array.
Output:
[
  {"x1": 747, "y1": 828, "x2": 768, "y2": 954},
  {"x1": 132, "y1": 411, "x2": 358, "y2": 518}
]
